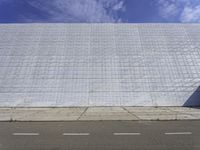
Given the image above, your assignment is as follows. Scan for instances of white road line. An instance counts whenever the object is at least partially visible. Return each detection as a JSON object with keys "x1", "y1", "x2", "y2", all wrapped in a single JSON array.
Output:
[
  {"x1": 113, "y1": 133, "x2": 141, "y2": 136},
  {"x1": 62, "y1": 133, "x2": 90, "y2": 136},
  {"x1": 165, "y1": 132, "x2": 192, "y2": 135},
  {"x1": 13, "y1": 133, "x2": 39, "y2": 136}
]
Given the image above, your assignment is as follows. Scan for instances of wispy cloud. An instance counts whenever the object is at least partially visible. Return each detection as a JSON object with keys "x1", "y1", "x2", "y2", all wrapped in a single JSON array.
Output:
[
  {"x1": 180, "y1": 5, "x2": 200, "y2": 22},
  {"x1": 24, "y1": 0, "x2": 125, "y2": 23},
  {"x1": 157, "y1": 0, "x2": 200, "y2": 23}
]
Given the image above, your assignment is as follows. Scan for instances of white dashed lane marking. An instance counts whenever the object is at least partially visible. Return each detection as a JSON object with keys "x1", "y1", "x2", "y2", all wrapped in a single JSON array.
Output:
[
  {"x1": 165, "y1": 132, "x2": 192, "y2": 135},
  {"x1": 62, "y1": 133, "x2": 90, "y2": 136},
  {"x1": 113, "y1": 133, "x2": 141, "y2": 136},
  {"x1": 11, "y1": 132, "x2": 193, "y2": 136},
  {"x1": 12, "y1": 133, "x2": 39, "y2": 136}
]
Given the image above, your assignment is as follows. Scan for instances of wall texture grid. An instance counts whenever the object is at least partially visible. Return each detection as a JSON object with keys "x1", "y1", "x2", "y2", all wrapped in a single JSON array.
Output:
[{"x1": 0, "y1": 24, "x2": 199, "y2": 107}]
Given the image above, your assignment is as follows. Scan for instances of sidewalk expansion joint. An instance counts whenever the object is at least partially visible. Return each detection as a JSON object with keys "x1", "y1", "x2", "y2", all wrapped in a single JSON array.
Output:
[
  {"x1": 122, "y1": 107, "x2": 140, "y2": 120},
  {"x1": 78, "y1": 107, "x2": 88, "y2": 120}
]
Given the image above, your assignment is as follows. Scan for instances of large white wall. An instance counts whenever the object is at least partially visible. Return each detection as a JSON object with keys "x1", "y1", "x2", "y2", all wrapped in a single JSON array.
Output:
[{"x1": 0, "y1": 24, "x2": 199, "y2": 107}]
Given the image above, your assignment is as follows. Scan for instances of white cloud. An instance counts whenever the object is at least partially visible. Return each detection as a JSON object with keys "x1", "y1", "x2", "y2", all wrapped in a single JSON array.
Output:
[
  {"x1": 157, "y1": 0, "x2": 200, "y2": 22},
  {"x1": 158, "y1": 0, "x2": 179, "y2": 19},
  {"x1": 26, "y1": 0, "x2": 125, "y2": 23},
  {"x1": 181, "y1": 5, "x2": 200, "y2": 22},
  {"x1": 112, "y1": 1, "x2": 125, "y2": 11}
]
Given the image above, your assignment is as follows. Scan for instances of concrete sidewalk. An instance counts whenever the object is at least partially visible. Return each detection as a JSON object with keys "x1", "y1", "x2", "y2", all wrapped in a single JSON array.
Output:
[{"x1": 0, "y1": 107, "x2": 200, "y2": 121}]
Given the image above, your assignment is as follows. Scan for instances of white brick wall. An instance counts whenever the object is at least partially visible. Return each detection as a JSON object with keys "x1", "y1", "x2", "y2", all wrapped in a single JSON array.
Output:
[{"x1": 0, "y1": 24, "x2": 199, "y2": 106}]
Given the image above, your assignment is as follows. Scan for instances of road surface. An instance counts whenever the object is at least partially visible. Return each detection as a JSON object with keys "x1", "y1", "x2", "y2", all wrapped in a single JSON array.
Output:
[{"x1": 0, "y1": 121, "x2": 199, "y2": 150}]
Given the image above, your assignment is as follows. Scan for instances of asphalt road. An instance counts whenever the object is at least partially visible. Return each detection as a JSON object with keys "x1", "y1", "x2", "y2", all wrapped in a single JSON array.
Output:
[{"x1": 0, "y1": 121, "x2": 199, "y2": 150}]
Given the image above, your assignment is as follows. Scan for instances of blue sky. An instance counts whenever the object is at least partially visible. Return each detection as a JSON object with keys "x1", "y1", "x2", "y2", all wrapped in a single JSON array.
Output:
[{"x1": 0, "y1": 0, "x2": 200, "y2": 23}]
